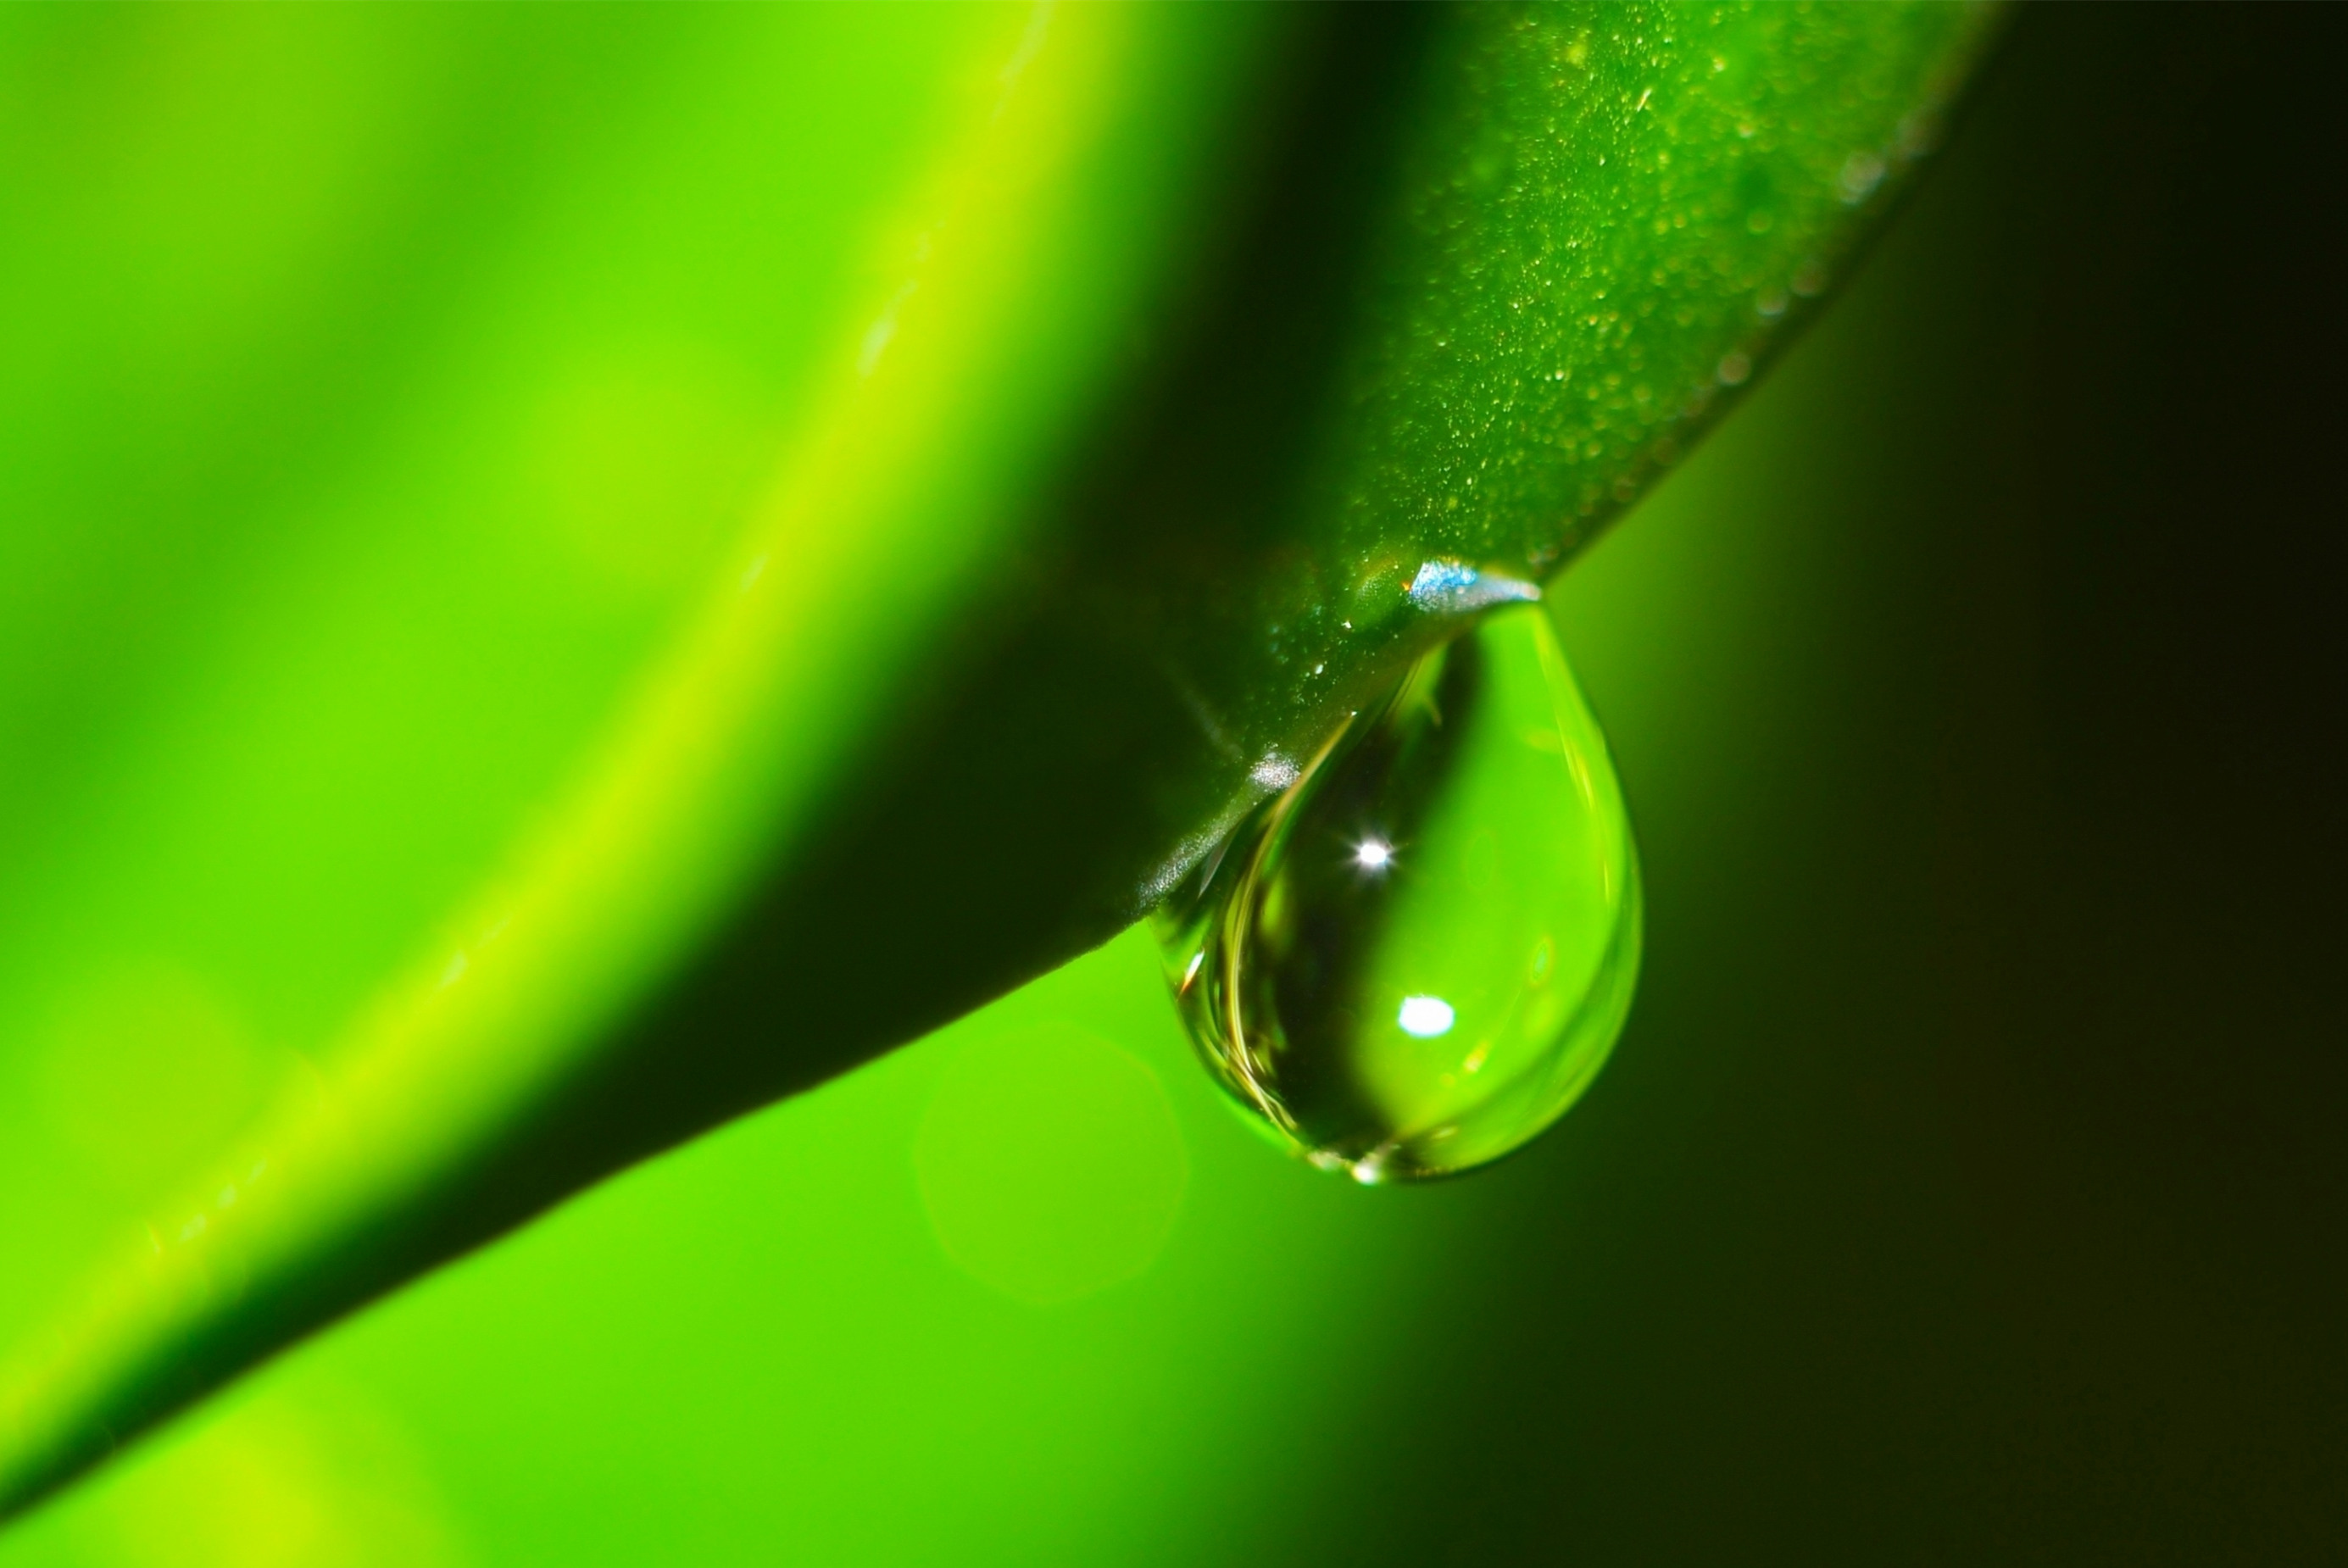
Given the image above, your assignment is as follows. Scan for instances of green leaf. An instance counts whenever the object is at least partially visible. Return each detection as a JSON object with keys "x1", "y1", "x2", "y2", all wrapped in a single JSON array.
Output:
[{"x1": 0, "y1": 2, "x2": 2000, "y2": 1524}]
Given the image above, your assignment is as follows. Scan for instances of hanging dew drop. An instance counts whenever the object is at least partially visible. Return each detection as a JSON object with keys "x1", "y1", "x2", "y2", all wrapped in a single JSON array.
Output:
[{"x1": 1155, "y1": 603, "x2": 1640, "y2": 1182}]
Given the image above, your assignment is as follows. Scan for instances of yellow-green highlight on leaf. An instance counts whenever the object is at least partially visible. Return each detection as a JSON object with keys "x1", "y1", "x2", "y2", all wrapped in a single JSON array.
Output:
[{"x1": 0, "y1": 2, "x2": 1287, "y2": 1518}]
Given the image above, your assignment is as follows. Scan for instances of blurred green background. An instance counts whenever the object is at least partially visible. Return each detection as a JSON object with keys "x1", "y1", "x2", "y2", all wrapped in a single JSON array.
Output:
[{"x1": 3, "y1": 6, "x2": 2342, "y2": 1563}]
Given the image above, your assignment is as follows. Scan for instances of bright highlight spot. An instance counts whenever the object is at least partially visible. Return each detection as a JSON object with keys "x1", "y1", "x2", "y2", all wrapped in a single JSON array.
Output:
[
  {"x1": 1407, "y1": 558, "x2": 1541, "y2": 614},
  {"x1": 1251, "y1": 752, "x2": 1301, "y2": 792},
  {"x1": 1397, "y1": 995, "x2": 1455, "y2": 1037},
  {"x1": 1355, "y1": 838, "x2": 1394, "y2": 871}
]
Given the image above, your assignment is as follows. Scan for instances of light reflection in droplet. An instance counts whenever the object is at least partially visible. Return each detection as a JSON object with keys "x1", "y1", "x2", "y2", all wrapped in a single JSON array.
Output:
[{"x1": 1397, "y1": 996, "x2": 1456, "y2": 1037}]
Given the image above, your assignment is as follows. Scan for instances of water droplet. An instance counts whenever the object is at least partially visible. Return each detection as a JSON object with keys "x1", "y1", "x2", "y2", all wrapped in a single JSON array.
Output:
[{"x1": 1155, "y1": 604, "x2": 1640, "y2": 1182}]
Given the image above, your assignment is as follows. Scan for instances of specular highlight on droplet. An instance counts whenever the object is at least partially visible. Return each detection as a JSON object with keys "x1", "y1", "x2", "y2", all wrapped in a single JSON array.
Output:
[{"x1": 1155, "y1": 603, "x2": 1640, "y2": 1182}]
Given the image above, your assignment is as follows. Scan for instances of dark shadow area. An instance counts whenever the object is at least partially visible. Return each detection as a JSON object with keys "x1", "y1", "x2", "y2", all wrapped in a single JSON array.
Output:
[{"x1": 1255, "y1": 7, "x2": 2348, "y2": 1562}]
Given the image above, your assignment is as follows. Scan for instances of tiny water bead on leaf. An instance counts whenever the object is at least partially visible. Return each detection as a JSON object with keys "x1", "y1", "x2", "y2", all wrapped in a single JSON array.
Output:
[{"x1": 1156, "y1": 603, "x2": 1640, "y2": 1182}]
